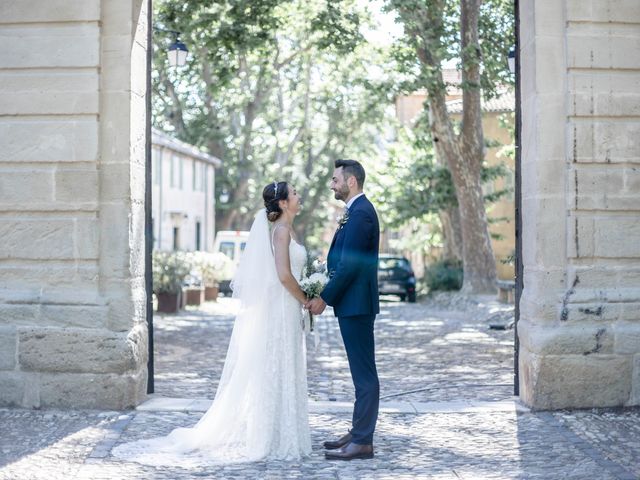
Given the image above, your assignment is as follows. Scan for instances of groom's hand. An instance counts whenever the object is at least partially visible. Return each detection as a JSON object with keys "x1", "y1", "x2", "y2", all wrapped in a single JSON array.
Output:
[{"x1": 309, "y1": 298, "x2": 326, "y2": 315}]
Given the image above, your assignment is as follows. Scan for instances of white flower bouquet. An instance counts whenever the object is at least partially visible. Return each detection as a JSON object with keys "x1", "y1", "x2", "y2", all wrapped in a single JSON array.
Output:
[{"x1": 300, "y1": 257, "x2": 328, "y2": 333}]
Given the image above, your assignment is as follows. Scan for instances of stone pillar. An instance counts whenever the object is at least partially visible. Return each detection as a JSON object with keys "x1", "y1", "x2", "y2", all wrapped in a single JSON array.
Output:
[
  {"x1": 518, "y1": 0, "x2": 640, "y2": 409},
  {"x1": 0, "y1": 0, "x2": 149, "y2": 409}
]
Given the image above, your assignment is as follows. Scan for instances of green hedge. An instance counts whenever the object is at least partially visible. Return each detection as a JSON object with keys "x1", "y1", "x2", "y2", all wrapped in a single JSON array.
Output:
[{"x1": 425, "y1": 259, "x2": 463, "y2": 291}]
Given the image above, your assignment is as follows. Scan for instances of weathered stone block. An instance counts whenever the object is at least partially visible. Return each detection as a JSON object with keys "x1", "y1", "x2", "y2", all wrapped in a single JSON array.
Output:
[
  {"x1": 570, "y1": 216, "x2": 640, "y2": 259},
  {"x1": 39, "y1": 369, "x2": 147, "y2": 409},
  {"x1": 519, "y1": 295, "x2": 560, "y2": 325},
  {"x1": 99, "y1": 163, "x2": 132, "y2": 202},
  {"x1": 567, "y1": 23, "x2": 640, "y2": 70},
  {"x1": 0, "y1": 217, "x2": 100, "y2": 261},
  {"x1": 566, "y1": 266, "x2": 640, "y2": 303},
  {"x1": 54, "y1": 167, "x2": 99, "y2": 204},
  {"x1": 18, "y1": 326, "x2": 145, "y2": 374},
  {"x1": 98, "y1": 203, "x2": 133, "y2": 277},
  {"x1": 573, "y1": 166, "x2": 640, "y2": 211},
  {"x1": 534, "y1": 40, "x2": 565, "y2": 94},
  {"x1": 101, "y1": 35, "x2": 133, "y2": 94},
  {"x1": 0, "y1": 263, "x2": 101, "y2": 306},
  {"x1": 0, "y1": 119, "x2": 98, "y2": 164},
  {"x1": 571, "y1": 91, "x2": 640, "y2": 118},
  {"x1": 0, "y1": 218, "x2": 74, "y2": 259},
  {"x1": 521, "y1": 196, "x2": 567, "y2": 268},
  {"x1": 0, "y1": 72, "x2": 99, "y2": 116},
  {"x1": 100, "y1": 92, "x2": 132, "y2": 164},
  {"x1": 519, "y1": 320, "x2": 615, "y2": 356},
  {"x1": 519, "y1": 348, "x2": 633, "y2": 409},
  {"x1": 0, "y1": 372, "x2": 23, "y2": 406},
  {"x1": 103, "y1": 278, "x2": 147, "y2": 332},
  {"x1": 0, "y1": 304, "x2": 40, "y2": 326},
  {"x1": 0, "y1": 0, "x2": 100, "y2": 23},
  {"x1": 74, "y1": 216, "x2": 100, "y2": 260},
  {"x1": 101, "y1": 0, "x2": 137, "y2": 36},
  {"x1": 571, "y1": 120, "x2": 640, "y2": 164},
  {"x1": 567, "y1": 0, "x2": 640, "y2": 23},
  {"x1": 561, "y1": 302, "x2": 618, "y2": 325},
  {"x1": 0, "y1": 169, "x2": 53, "y2": 204},
  {"x1": 0, "y1": 25, "x2": 99, "y2": 69},
  {"x1": 0, "y1": 327, "x2": 16, "y2": 370},
  {"x1": 631, "y1": 355, "x2": 640, "y2": 406},
  {"x1": 614, "y1": 322, "x2": 640, "y2": 355},
  {"x1": 40, "y1": 304, "x2": 108, "y2": 329},
  {"x1": 592, "y1": 217, "x2": 640, "y2": 258}
]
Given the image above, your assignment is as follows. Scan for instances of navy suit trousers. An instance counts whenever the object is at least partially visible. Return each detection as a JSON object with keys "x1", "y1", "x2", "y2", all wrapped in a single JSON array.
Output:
[{"x1": 338, "y1": 314, "x2": 379, "y2": 445}]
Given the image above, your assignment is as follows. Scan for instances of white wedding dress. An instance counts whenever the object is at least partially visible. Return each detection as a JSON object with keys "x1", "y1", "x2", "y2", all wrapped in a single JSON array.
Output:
[{"x1": 112, "y1": 209, "x2": 311, "y2": 466}]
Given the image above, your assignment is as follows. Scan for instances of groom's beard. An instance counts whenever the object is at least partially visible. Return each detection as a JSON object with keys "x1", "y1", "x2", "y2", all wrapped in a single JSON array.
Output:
[{"x1": 333, "y1": 186, "x2": 349, "y2": 202}]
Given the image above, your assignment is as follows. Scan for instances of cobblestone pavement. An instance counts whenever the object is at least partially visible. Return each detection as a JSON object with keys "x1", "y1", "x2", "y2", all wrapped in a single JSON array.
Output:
[
  {"x1": 1, "y1": 295, "x2": 639, "y2": 479},
  {"x1": 153, "y1": 295, "x2": 515, "y2": 403}
]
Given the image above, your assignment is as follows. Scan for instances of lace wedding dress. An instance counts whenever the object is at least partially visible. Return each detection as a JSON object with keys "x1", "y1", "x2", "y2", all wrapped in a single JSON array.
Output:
[{"x1": 112, "y1": 209, "x2": 311, "y2": 466}]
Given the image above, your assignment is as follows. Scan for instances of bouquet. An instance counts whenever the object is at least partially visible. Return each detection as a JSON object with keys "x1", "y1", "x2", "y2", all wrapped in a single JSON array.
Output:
[{"x1": 299, "y1": 255, "x2": 329, "y2": 333}]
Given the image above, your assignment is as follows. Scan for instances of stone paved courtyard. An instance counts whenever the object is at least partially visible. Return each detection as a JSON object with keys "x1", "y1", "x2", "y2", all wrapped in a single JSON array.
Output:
[{"x1": 1, "y1": 296, "x2": 639, "y2": 479}]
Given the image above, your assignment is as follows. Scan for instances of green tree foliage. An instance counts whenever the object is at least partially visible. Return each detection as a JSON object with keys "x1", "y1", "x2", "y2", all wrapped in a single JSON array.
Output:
[
  {"x1": 379, "y1": 0, "x2": 514, "y2": 293},
  {"x1": 152, "y1": 0, "x2": 391, "y2": 243}
]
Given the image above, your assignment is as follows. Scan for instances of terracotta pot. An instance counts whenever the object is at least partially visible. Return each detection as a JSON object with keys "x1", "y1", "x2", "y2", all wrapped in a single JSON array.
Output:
[
  {"x1": 185, "y1": 287, "x2": 205, "y2": 306},
  {"x1": 156, "y1": 292, "x2": 180, "y2": 313},
  {"x1": 204, "y1": 285, "x2": 219, "y2": 302}
]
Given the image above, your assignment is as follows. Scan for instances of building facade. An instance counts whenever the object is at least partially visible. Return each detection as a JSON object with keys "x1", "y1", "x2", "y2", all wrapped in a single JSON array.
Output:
[{"x1": 151, "y1": 129, "x2": 221, "y2": 253}]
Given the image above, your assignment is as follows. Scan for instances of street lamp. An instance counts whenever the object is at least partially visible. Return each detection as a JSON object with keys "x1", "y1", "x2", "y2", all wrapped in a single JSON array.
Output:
[
  {"x1": 167, "y1": 36, "x2": 188, "y2": 67},
  {"x1": 155, "y1": 28, "x2": 189, "y2": 67},
  {"x1": 508, "y1": 46, "x2": 516, "y2": 74}
]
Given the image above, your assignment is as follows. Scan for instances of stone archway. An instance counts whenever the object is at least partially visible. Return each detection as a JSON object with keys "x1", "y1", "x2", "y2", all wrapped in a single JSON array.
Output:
[{"x1": 0, "y1": 0, "x2": 637, "y2": 411}]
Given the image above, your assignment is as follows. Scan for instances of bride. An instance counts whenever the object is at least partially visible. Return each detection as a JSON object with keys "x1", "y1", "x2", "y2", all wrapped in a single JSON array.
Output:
[{"x1": 113, "y1": 181, "x2": 312, "y2": 466}]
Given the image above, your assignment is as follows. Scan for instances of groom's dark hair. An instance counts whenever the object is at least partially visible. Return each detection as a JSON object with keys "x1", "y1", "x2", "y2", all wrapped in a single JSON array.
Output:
[{"x1": 335, "y1": 159, "x2": 365, "y2": 189}]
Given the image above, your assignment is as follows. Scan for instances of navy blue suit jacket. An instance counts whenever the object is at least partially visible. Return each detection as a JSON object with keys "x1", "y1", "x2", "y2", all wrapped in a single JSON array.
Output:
[{"x1": 320, "y1": 195, "x2": 380, "y2": 317}]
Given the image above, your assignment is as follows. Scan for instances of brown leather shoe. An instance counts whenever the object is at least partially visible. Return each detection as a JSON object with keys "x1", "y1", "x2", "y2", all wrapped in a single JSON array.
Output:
[
  {"x1": 323, "y1": 432, "x2": 352, "y2": 450},
  {"x1": 325, "y1": 442, "x2": 374, "y2": 460}
]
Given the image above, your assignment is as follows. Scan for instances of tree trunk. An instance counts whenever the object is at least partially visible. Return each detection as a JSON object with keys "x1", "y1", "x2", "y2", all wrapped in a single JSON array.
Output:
[
  {"x1": 402, "y1": 0, "x2": 497, "y2": 294},
  {"x1": 448, "y1": 153, "x2": 497, "y2": 293},
  {"x1": 440, "y1": 207, "x2": 462, "y2": 261}
]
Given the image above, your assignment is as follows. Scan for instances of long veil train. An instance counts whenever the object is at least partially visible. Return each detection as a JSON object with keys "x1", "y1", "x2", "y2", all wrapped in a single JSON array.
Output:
[{"x1": 112, "y1": 209, "x2": 311, "y2": 466}]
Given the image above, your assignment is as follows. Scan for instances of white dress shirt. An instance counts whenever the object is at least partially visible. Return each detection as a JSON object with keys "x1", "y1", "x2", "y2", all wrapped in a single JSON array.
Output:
[{"x1": 346, "y1": 192, "x2": 365, "y2": 209}]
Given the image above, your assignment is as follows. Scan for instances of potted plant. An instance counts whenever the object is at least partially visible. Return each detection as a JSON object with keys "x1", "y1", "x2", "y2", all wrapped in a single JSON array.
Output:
[
  {"x1": 193, "y1": 251, "x2": 233, "y2": 302},
  {"x1": 153, "y1": 251, "x2": 191, "y2": 313}
]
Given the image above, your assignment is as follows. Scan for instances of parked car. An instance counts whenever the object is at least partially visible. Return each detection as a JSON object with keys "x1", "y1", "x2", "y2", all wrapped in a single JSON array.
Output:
[
  {"x1": 377, "y1": 254, "x2": 417, "y2": 302},
  {"x1": 213, "y1": 230, "x2": 249, "y2": 294}
]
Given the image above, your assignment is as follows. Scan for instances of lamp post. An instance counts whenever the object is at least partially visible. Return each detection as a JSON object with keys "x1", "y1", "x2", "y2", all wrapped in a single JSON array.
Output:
[
  {"x1": 145, "y1": 23, "x2": 190, "y2": 395},
  {"x1": 508, "y1": 46, "x2": 516, "y2": 74},
  {"x1": 167, "y1": 36, "x2": 188, "y2": 67},
  {"x1": 155, "y1": 28, "x2": 189, "y2": 67},
  {"x1": 508, "y1": 7, "x2": 522, "y2": 397}
]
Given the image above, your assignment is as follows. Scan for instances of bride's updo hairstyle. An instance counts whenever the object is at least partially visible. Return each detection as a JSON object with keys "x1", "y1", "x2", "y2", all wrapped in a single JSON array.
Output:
[{"x1": 263, "y1": 181, "x2": 289, "y2": 222}]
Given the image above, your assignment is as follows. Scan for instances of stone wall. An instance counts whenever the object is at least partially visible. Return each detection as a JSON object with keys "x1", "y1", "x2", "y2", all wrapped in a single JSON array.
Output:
[
  {"x1": 518, "y1": 0, "x2": 640, "y2": 409},
  {"x1": 0, "y1": 0, "x2": 149, "y2": 408}
]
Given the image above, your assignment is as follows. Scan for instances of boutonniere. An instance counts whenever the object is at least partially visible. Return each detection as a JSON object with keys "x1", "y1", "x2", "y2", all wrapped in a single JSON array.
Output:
[{"x1": 337, "y1": 209, "x2": 350, "y2": 228}]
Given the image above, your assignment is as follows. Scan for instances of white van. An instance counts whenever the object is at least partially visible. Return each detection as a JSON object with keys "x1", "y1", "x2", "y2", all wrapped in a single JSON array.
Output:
[{"x1": 213, "y1": 230, "x2": 250, "y2": 293}]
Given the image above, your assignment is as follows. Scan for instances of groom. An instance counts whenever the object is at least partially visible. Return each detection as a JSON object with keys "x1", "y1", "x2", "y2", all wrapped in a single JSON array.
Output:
[{"x1": 308, "y1": 159, "x2": 380, "y2": 461}]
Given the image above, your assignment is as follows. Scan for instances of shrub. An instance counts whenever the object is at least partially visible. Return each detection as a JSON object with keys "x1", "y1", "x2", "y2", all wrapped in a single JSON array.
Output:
[
  {"x1": 152, "y1": 251, "x2": 192, "y2": 294},
  {"x1": 425, "y1": 259, "x2": 463, "y2": 292},
  {"x1": 190, "y1": 251, "x2": 234, "y2": 287}
]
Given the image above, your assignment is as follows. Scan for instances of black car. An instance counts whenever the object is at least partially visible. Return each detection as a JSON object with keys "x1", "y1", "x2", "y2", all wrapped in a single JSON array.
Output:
[{"x1": 377, "y1": 254, "x2": 417, "y2": 302}]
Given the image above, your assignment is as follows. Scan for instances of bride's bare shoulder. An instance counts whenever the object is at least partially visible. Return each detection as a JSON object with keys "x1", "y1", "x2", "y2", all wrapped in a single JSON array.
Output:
[{"x1": 272, "y1": 224, "x2": 292, "y2": 245}]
